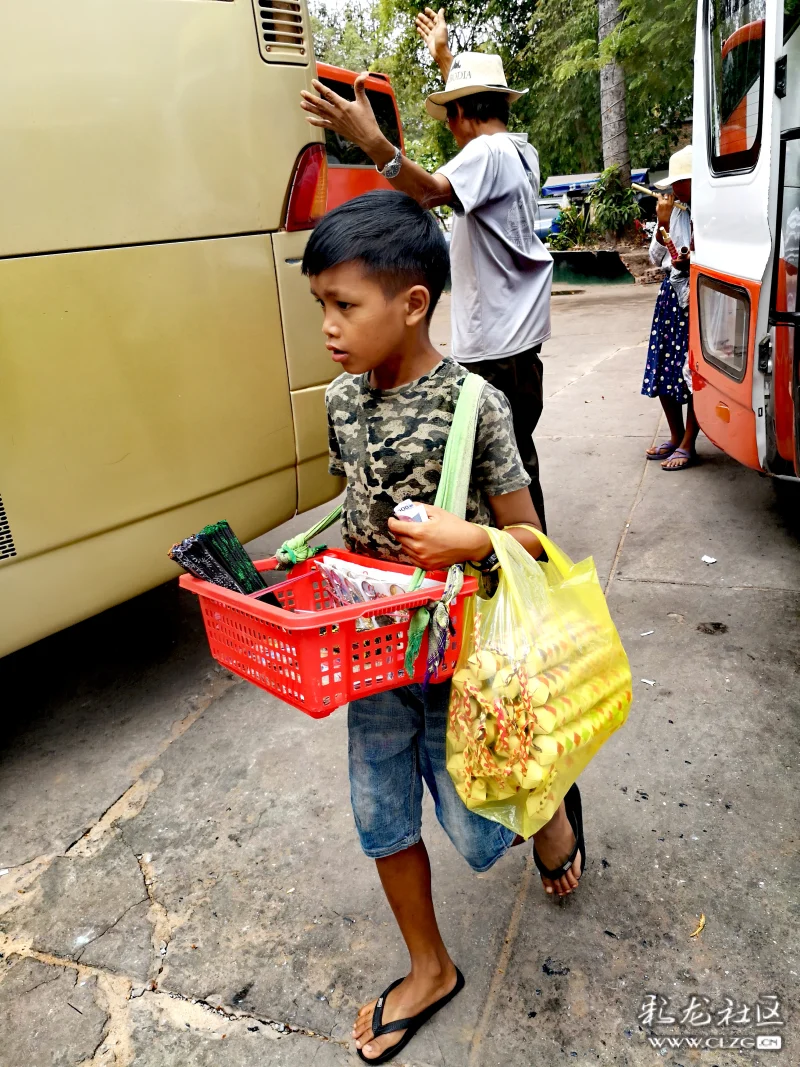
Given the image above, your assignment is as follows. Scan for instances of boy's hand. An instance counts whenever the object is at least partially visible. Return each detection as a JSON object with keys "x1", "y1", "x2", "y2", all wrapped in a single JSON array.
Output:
[
  {"x1": 387, "y1": 505, "x2": 490, "y2": 570},
  {"x1": 415, "y1": 7, "x2": 453, "y2": 78},
  {"x1": 300, "y1": 75, "x2": 394, "y2": 166}
]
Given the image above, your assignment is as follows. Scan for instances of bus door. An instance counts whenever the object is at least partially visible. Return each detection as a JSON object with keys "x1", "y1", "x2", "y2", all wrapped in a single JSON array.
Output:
[
  {"x1": 690, "y1": 0, "x2": 782, "y2": 472},
  {"x1": 767, "y1": 0, "x2": 800, "y2": 474}
]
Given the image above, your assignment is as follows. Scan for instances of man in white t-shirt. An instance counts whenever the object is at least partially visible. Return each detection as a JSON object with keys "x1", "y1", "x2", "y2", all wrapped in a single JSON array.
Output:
[{"x1": 301, "y1": 9, "x2": 553, "y2": 528}]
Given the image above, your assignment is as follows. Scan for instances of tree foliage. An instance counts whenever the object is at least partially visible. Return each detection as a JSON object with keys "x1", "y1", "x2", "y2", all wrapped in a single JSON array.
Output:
[
  {"x1": 309, "y1": 0, "x2": 696, "y2": 178},
  {"x1": 587, "y1": 164, "x2": 640, "y2": 236}
]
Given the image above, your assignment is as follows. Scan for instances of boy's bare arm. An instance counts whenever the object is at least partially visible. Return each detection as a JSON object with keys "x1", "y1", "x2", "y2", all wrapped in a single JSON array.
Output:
[
  {"x1": 387, "y1": 490, "x2": 543, "y2": 571},
  {"x1": 300, "y1": 76, "x2": 454, "y2": 210},
  {"x1": 489, "y1": 488, "x2": 544, "y2": 557}
]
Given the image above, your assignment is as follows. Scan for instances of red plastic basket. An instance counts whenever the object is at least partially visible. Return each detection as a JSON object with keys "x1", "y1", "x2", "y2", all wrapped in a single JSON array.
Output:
[{"x1": 179, "y1": 548, "x2": 477, "y2": 718}]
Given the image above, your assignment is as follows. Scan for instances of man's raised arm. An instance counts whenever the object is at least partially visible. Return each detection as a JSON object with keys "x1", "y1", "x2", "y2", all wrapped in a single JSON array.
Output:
[
  {"x1": 300, "y1": 74, "x2": 453, "y2": 210},
  {"x1": 415, "y1": 7, "x2": 454, "y2": 81}
]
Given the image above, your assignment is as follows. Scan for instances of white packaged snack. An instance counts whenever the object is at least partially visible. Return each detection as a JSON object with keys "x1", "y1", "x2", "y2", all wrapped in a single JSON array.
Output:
[{"x1": 393, "y1": 500, "x2": 429, "y2": 523}]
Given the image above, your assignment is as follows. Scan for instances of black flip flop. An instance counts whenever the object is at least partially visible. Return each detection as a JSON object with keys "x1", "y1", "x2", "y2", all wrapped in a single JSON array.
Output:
[
  {"x1": 533, "y1": 782, "x2": 586, "y2": 885},
  {"x1": 356, "y1": 967, "x2": 465, "y2": 1065}
]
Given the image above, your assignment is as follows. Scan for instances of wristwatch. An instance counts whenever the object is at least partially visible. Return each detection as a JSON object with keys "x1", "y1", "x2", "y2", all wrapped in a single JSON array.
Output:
[
  {"x1": 471, "y1": 550, "x2": 501, "y2": 574},
  {"x1": 376, "y1": 146, "x2": 403, "y2": 180}
]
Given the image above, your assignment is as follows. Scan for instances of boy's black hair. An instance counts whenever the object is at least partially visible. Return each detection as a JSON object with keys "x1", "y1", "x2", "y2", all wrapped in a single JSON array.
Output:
[
  {"x1": 301, "y1": 190, "x2": 450, "y2": 320},
  {"x1": 446, "y1": 92, "x2": 510, "y2": 126}
]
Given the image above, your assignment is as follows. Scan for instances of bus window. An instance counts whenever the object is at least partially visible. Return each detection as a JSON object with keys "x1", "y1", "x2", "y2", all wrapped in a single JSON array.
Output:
[
  {"x1": 698, "y1": 275, "x2": 751, "y2": 379},
  {"x1": 707, "y1": 0, "x2": 766, "y2": 172},
  {"x1": 319, "y1": 77, "x2": 401, "y2": 167}
]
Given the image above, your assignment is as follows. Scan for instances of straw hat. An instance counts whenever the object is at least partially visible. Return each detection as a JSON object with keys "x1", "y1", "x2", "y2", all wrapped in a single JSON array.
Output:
[
  {"x1": 425, "y1": 53, "x2": 528, "y2": 121},
  {"x1": 654, "y1": 144, "x2": 693, "y2": 188}
]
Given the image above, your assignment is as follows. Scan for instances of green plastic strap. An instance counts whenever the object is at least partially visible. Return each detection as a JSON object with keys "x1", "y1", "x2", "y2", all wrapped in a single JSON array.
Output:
[
  {"x1": 405, "y1": 373, "x2": 486, "y2": 675},
  {"x1": 275, "y1": 503, "x2": 343, "y2": 568}
]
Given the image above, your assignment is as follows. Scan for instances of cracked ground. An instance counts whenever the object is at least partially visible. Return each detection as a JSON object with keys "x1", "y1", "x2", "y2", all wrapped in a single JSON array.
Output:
[{"x1": 1, "y1": 286, "x2": 798, "y2": 1067}]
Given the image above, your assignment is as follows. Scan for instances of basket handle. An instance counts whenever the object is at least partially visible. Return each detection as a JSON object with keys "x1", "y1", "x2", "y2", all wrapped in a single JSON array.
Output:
[{"x1": 260, "y1": 503, "x2": 344, "y2": 570}]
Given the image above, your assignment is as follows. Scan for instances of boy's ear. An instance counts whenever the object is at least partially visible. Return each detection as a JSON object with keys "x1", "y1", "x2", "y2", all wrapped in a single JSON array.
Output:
[{"x1": 405, "y1": 284, "x2": 431, "y2": 326}]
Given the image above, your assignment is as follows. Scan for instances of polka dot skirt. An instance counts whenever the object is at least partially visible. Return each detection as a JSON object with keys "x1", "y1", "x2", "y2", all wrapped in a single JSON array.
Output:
[{"x1": 641, "y1": 277, "x2": 690, "y2": 403}]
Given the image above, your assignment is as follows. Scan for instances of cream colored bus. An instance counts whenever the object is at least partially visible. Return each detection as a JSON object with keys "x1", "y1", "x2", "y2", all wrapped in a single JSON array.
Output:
[{"x1": 0, "y1": 0, "x2": 339, "y2": 657}]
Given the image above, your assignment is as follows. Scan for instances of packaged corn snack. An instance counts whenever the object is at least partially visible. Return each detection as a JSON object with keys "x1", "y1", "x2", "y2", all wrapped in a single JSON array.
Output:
[{"x1": 446, "y1": 528, "x2": 632, "y2": 839}]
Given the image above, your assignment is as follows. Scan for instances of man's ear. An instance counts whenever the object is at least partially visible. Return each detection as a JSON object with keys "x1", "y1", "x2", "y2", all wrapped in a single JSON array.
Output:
[{"x1": 405, "y1": 284, "x2": 431, "y2": 326}]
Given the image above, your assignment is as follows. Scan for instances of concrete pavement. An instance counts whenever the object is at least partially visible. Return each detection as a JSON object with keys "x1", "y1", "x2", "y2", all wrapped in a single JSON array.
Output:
[{"x1": 1, "y1": 286, "x2": 798, "y2": 1067}]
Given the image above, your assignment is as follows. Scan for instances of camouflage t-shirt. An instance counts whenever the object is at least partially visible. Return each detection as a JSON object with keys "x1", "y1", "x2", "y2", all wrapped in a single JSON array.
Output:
[{"x1": 326, "y1": 359, "x2": 530, "y2": 564}]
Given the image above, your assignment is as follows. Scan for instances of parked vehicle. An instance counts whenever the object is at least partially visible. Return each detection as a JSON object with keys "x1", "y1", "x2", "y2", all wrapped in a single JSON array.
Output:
[
  {"x1": 0, "y1": 0, "x2": 339, "y2": 657},
  {"x1": 540, "y1": 169, "x2": 651, "y2": 198},
  {"x1": 316, "y1": 64, "x2": 404, "y2": 210},
  {"x1": 535, "y1": 199, "x2": 563, "y2": 242},
  {"x1": 689, "y1": 0, "x2": 799, "y2": 479}
]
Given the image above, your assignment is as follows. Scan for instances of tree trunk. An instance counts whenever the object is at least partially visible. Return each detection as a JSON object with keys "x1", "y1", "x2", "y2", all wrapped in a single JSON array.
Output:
[{"x1": 598, "y1": 0, "x2": 631, "y2": 184}]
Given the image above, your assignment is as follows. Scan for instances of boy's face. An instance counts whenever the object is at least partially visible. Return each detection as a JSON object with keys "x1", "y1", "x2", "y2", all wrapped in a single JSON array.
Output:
[{"x1": 309, "y1": 262, "x2": 429, "y2": 376}]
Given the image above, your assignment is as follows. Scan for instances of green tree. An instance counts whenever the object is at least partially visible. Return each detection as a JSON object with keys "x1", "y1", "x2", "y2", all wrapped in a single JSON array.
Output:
[
  {"x1": 310, "y1": 0, "x2": 695, "y2": 178},
  {"x1": 310, "y1": 1, "x2": 386, "y2": 71}
]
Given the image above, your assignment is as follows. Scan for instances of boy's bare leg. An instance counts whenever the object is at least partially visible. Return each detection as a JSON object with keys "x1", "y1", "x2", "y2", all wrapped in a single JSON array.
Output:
[{"x1": 353, "y1": 840, "x2": 459, "y2": 1060}]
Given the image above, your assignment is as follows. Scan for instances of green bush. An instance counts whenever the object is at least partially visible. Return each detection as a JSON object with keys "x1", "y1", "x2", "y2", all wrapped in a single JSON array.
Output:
[
  {"x1": 547, "y1": 203, "x2": 598, "y2": 249},
  {"x1": 588, "y1": 165, "x2": 641, "y2": 237}
]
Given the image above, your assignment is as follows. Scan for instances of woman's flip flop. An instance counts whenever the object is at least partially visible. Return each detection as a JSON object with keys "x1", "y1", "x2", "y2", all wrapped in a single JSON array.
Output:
[
  {"x1": 356, "y1": 968, "x2": 465, "y2": 1064},
  {"x1": 661, "y1": 447, "x2": 697, "y2": 471},
  {"x1": 646, "y1": 441, "x2": 677, "y2": 460},
  {"x1": 533, "y1": 783, "x2": 586, "y2": 887}
]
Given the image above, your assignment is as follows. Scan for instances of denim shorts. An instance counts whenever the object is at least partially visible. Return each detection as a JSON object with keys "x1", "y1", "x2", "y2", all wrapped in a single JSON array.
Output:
[{"x1": 347, "y1": 680, "x2": 517, "y2": 871}]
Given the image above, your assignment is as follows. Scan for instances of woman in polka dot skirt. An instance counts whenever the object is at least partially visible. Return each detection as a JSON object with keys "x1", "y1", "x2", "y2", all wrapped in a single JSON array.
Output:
[{"x1": 642, "y1": 146, "x2": 699, "y2": 471}]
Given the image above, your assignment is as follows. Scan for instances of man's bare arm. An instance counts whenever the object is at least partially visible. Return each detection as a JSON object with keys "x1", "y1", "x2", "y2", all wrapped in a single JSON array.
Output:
[
  {"x1": 300, "y1": 74, "x2": 454, "y2": 210},
  {"x1": 415, "y1": 7, "x2": 454, "y2": 80}
]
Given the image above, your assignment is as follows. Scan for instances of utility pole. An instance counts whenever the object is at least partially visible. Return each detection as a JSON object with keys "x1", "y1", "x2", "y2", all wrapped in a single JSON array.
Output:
[{"x1": 598, "y1": 0, "x2": 631, "y2": 183}]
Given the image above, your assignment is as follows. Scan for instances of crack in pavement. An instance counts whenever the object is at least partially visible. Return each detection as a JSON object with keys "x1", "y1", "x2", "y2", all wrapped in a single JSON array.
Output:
[
  {"x1": 1, "y1": 933, "x2": 352, "y2": 1061},
  {"x1": 616, "y1": 576, "x2": 798, "y2": 592},
  {"x1": 74, "y1": 897, "x2": 150, "y2": 961},
  {"x1": 65, "y1": 772, "x2": 164, "y2": 860},
  {"x1": 0, "y1": 854, "x2": 56, "y2": 918},
  {"x1": 466, "y1": 858, "x2": 535, "y2": 1066},
  {"x1": 544, "y1": 341, "x2": 650, "y2": 402},
  {"x1": 127, "y1": 842, "x2": 174, "y2": 987},
  {"x1": 603, "y1": 417, "x2": 660, "y2": 594}
]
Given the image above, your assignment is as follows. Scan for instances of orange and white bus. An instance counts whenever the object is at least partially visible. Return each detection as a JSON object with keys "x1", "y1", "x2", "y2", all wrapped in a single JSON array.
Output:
[{"x1": 690, "y1": 0, "x2": 800, "y2": 479}]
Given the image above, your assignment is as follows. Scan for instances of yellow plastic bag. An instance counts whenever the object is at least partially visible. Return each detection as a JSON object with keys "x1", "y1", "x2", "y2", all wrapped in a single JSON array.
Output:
[{"x1": 446, "y1": 528, "x2": 632, "y2": 839}]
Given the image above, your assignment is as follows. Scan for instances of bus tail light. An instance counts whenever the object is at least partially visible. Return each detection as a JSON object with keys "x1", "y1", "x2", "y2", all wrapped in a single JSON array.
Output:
[{"x1": 285, "y1": 144, "x2": 327, "y2": 231}]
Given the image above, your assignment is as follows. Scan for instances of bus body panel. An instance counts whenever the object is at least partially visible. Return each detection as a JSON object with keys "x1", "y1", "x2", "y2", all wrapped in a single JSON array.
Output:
[
  {"x1": 689, "y1": 266, "x2": 762, "y2": 470},
  {"x1": 0, "y1": 0, "x2": 318, "y2": 256},
  {"x1": 0, "y1": 237, "x2": 297, "y2": 562},
  {"x1": 290, "y1": 384, "x2": 344, "y2": 512},
  {"x1": 272, "y1": 230, "x2": 335, "y2": 392},
  {"x1": 0, "y1": 3, "x2": 342, "y2": 657},
  {"x1": 0, "y1": 467, "x2": 297, "y2": 659},
  {"x1": 327, "y1": 167, "x2": 394, "y2": 209}
]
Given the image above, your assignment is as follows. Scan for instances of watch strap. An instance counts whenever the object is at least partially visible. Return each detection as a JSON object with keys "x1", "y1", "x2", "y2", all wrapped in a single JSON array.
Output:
[{"x1": 377, "y1": 146, "x2": 402, "y2": 178}]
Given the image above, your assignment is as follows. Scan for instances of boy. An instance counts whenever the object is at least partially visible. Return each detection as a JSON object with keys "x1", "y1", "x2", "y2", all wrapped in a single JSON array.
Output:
[
  {"x1": 300, "y1": 8, "x2": 553, "y2": 530},
  {"x1": 303, "y1": 191, "x2": 581, "y2": 1065}
]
